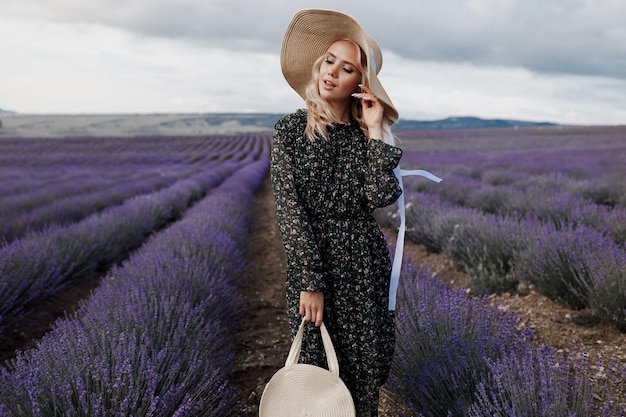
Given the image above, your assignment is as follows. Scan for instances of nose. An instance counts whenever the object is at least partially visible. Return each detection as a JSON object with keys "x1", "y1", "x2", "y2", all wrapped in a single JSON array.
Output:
[{"x1": 327, "y1": 63, "x2": 339, "y2": 77}]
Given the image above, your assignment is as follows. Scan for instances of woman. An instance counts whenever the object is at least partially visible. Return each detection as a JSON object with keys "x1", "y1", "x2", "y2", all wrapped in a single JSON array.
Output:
[{"x1": 271, "y1": 9, "x2": 402, "y2": 416}]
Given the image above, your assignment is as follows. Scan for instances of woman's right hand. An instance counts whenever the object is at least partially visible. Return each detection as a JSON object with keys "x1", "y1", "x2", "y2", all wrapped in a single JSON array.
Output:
[
  {"x1": 353, "y1": 84, "x2": 384, "y2": 139},
  {"x1": 299, "y1": 291, "x2": 324, "y2": 327}
]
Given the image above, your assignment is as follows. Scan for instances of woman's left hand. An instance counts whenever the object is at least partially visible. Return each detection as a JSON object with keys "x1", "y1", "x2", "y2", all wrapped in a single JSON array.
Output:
[{"x1": 352, "y1": 84, "x2": 384, "y2": 139}]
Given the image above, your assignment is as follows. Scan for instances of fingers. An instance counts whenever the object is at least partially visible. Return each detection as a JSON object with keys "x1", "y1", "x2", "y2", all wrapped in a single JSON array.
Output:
[
  {"x1": 300, "y1": 291, "x2": 324, "y2": 327},
  {"x1": 352, "y1": 84, "x2": 378, "y2": 103},
  {"x1": 314, "y1": 309, "x2": 323, "y2": 327},
  {"x1": 357, "y1": 83, "x2": 371, "y2": 94},
  {"x1": 304, "y1": 306, "x2": 316, "y2": 323},
  {"x1": 303, "y1": 307, "x2": 323, "y2": 326},
  {"x1": 351, "y1": 93, "x2": 379, "y2": 107},
  {"x1": 353, "y1": 84, "x2": 384, "y2": 132}
]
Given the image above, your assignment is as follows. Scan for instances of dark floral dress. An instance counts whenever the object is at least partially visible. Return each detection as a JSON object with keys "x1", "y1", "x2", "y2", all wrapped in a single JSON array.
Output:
[{"x1": 270, "y1": 109, "x2": 402, "y2": 416}]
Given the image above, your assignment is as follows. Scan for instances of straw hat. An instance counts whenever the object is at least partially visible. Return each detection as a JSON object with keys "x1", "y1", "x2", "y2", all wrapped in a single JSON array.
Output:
[
  {"x1": 280, "y1": 8, "x2": 399, "y2": 124},
  {"x1": 259, "y1": 319, "x2": 355, "y2": 417}
]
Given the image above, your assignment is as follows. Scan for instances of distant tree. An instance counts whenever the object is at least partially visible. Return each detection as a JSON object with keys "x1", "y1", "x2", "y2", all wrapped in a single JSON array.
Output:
[{"x1": 0, "y1": 119, "x2": 3, "y2": 129}]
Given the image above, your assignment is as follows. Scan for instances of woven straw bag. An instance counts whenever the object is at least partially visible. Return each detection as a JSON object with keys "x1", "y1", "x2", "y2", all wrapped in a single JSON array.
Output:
[{"x1": 259, "y1": 318, "x2": 356, "y2": 417}]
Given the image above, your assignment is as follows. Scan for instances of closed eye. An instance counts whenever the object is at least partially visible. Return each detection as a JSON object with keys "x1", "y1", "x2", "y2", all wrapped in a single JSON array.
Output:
[{"x1": 324, "y1": 54, "x2": 355, "y2": 74}]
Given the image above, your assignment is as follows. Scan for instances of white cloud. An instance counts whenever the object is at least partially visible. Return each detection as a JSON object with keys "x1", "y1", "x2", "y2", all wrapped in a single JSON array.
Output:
[
  {"x1": 0, "y1": 16, "x2": 297, "y2": 114},
  {"x1": 3, "y1": 0, "x2": 625, "y2": 79},
  {"x1": 1, "y1": 1, "x2": 625, "y2": 124},
  {"x1": 375, "y1": 0, "x2": 626, "y2": 79},
  {"x1": 382, "y1": 53, "x2": 626, "y2": 125}
]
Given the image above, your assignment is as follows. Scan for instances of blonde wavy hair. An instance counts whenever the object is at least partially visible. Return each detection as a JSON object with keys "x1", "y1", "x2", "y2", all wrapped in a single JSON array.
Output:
[{"x1": 304, "y1": 39, "x2": 370, "y2": 140}]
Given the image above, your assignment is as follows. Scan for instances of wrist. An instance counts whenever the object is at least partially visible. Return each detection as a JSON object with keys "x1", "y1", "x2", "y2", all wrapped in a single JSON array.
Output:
[{"x1": 368, "y1": 127, "x2": 383, "y2": 140}]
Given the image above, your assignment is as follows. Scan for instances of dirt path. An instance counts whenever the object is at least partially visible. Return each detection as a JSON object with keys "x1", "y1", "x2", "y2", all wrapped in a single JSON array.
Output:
[{"x1": 232, "y1": 176, "x2": 290, "y2": 416}]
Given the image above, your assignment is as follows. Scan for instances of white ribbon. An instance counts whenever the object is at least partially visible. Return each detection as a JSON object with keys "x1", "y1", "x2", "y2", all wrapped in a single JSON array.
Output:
[{"x1": 383, "y1": 132, "x2": 442, "y2": 310}]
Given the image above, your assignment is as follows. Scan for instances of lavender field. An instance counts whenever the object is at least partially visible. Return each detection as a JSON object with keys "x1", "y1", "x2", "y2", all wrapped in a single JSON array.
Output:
[
  {"x1": 0, "y1": 127, "x2": 625, "y2": 416},
  {"x1": 378, "y1": 126, "x2": 626, "y2": 417},
  {"x1": 378, "y1": 126, "x2": 626, "y2": 327},
  {"x1": 0, "y1": 134, "x2": 270, "y2": 415}
]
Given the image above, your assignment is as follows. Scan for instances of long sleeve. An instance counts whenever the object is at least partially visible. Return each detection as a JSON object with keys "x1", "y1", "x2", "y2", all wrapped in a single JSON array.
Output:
[
  {"x1": 270, "y1": 120, "x2": 326, "y2": 292},
  {"x1": 362, "y1": 138, "x2": 403, "y2": 211}
]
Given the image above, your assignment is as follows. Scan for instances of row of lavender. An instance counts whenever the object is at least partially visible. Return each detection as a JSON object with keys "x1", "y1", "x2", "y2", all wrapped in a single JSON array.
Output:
[
  {"x1": 0, "y1": 135, "x2": 250, "y2": 168},
  {"x1": 391, "y1": 265, "x2": 625, "y2": 416},
  {"x1": 0, "y1": 135, "x2": 270, "y2": 415},
  {"x1": 378, "y1": 126, "x2": 626, "y2": 331},
  {"x1": 0, "y1": 135, "x2": 266, "y2": 330}
]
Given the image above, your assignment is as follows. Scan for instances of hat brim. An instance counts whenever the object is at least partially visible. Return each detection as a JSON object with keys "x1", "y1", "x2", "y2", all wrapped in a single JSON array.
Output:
[{"x1": 281, "y1": 9, "x2": 398, "y2": 124}]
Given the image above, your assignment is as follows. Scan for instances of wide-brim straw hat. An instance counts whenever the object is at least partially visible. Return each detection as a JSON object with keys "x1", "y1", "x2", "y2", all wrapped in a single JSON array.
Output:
[{"x1": 281, "y1": 8, "x2": 399, "y2": 124}]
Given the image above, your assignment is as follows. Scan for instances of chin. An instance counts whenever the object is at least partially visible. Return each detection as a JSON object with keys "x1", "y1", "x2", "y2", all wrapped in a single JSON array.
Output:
[
  {"x1": 320, "y1": 91, "x2": 347, "y2": 102},
  {"x1": 318, "y1": 91, "x2": 332, "y2": 101}
]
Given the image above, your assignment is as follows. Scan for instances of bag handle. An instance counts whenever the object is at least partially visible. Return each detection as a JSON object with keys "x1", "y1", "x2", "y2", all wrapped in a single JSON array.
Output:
[{"x1": 285, "y1": 318, "x2": 340, "y2": 376}]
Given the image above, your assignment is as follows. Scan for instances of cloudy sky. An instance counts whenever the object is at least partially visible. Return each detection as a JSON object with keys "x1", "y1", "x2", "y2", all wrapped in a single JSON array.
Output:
[{"x1": 1, "y1": 0, "x2": 625, "y2": 125}]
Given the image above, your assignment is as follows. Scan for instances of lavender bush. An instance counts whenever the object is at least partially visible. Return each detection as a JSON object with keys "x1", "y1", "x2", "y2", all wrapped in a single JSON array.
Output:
[
  {"x1": 403, "y1": 193, "x2": 473, "y2": 253},
  {"x1": 444, "y1": 212, "x2": 530, "y2": 294},
  {"x1": 390, "y1": 265, "x2": 533, "y2": 416},
  {"x1": 399, "y1": 192, "x2": 530, "y2": 294},
  {"x1": 391, "y1": 265, "x2": 623, "y2": 416},
  {"x1": 467, "y1": 346, "x2": 624, "y2": 416},
  {"x1": 583, "y1": 241, "x2": 626, "y2": 331},
  {"x1": 517, "y1": 222, "x2": 626, "y2": 329}
]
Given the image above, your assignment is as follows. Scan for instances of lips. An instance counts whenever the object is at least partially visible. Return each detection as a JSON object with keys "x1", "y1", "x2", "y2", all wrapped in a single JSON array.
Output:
[{"x1": 322, "y1": 79, "x2": 336, "y2": 89}]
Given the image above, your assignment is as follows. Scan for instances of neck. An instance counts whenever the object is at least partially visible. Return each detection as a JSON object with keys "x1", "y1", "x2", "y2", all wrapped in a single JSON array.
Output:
[{"x1": 328, "y1": 100, "x2": 352, "y2": 124}]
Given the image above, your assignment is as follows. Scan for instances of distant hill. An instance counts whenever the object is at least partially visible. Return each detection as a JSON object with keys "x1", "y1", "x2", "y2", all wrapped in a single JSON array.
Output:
[
  {"x1": 197, "y1": 114, "x2": 557, "y2": 130},
  {"x1": 192, "y1": 114, "x2": 558, "y2": 131},
  {"x1": 0, "y1": 113, "x2": 279, "y2": 137},
  {"x1": 0, "y1": 108, "x2": 17, "y2": 116},
  {"x1": 0, "y1": 112, "x2": 558, "y2": 137},
  {"x1": 393, "y1": 116, "x2": 556, "y2": 131}
]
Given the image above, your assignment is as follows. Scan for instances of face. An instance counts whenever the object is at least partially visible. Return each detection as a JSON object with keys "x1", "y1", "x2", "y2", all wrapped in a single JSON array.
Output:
[{"x1": 318, "y1": 40, "x2": 362, "y2": 105}]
